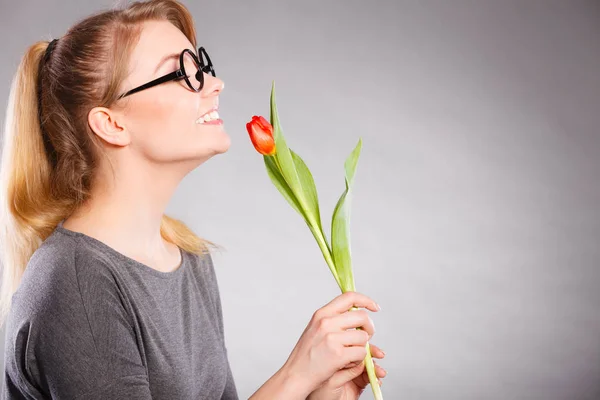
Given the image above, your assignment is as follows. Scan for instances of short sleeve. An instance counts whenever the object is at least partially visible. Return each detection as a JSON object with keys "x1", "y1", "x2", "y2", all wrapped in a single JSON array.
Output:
[
  {"x1": 203, "y1": 253, "x2": 227, "y2": 346},
  {"x1": 202, "y1": 253, "x2": 239, "y2": 400},
  {"x1": 2, "y1": 250, "x2": 152, "y2": 399}
]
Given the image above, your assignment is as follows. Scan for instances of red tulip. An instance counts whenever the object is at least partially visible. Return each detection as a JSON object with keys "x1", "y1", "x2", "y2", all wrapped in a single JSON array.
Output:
[{"x1": 246, "y1": 115, "x2": 276, "y2": 156}]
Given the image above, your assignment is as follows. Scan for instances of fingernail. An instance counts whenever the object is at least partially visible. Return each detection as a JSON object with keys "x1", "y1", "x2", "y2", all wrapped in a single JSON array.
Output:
[{"x1": 376, "y1": 303, "x2": 381, "y2": 311}]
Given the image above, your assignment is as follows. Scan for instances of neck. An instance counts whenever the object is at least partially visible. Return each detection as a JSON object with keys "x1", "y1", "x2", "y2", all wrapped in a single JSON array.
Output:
[{"x1": 62, "y1": 154, "x2": 190, "y2": 266}]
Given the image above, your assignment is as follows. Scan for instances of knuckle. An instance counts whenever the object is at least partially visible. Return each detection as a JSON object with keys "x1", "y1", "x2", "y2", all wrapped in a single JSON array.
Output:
[
  {"x1": 325, "y1": 332, "x2": 337, "y2": 347},
  {"x1": 361, "y1": 330, "x2": 370, "y2": 343},
  {"x1": 342, "y1": 291, "x2": 355, "y2": 302},
  {"x1": 355, "y1": 310, "x2": 369, "y2": 325},
  {"x1": 368, "y1": 315, "x2": 375, "y2": 330},
  {"x1": 313, "y1": 308, "x2": 324, "y2": 320},
  {"x1": 354, "y1": 330, "x2": 368, "y2": 345},
  {"x1": 317, "y1": 317, "x2": 332, "y2": 332},
  {"x1": 355, "y1": 290, "x2": 368, "y2": 301},
  {"x1": 360, "y1": 347, "x2": 368, "y2": 358}
]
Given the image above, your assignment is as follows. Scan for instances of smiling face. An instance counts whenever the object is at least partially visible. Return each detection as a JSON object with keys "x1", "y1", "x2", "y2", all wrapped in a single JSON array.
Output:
[{"x1": 93, "y1": 19, "x2": 230, "y2": 167}]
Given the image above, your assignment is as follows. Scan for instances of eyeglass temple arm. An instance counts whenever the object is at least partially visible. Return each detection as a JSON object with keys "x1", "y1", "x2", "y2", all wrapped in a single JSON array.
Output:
[{"x1": 118, "y1": 70, "x2": 185, "y2": 99}]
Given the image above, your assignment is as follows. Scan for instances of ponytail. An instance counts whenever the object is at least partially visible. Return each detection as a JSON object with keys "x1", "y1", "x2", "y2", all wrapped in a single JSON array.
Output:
[{"x1": 0, "y1": 40, "x2": 64, "y2": 325}]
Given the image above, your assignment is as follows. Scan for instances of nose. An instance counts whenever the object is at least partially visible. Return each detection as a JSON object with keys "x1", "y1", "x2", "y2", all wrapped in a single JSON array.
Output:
[{"x1": 201, "y1": 74, "x2": 224, "y2": 97}]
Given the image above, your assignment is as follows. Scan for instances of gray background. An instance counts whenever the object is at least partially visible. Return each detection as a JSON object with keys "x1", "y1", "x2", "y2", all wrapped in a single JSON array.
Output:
[{"x1": 1, "y1": 0, "x2": 599, "y2": 399}]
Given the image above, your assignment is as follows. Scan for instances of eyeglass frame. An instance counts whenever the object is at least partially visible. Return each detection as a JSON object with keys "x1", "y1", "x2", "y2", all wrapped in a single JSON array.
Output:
[{"x1": 117, "y1": 47, "x2": 216, "y2": 99}]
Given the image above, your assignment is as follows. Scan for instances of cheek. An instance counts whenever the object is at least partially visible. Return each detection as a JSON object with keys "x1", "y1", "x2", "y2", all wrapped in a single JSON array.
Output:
[{"x1": 127, "y1": 91, "x2": 197, "y2": 150}]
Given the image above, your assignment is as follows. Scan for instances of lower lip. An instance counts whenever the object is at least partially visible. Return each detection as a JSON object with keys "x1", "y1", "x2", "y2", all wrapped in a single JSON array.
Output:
[{"x1": 198, "y1": 119, "x2": 223, "y2": 125}]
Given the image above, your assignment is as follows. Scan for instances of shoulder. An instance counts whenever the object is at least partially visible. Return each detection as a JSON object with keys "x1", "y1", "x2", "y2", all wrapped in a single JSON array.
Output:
[
  {"x1": 10, "y1": 229, "x2": 122, "y2": 321},
  {"x1": 6, "y1": 229, "x2": 129, "y2": 346},
  {"x1": 3, "y1": 229, "x2": 145, "y2": 398},
  {"x1": 187, "y1": 249, "x2": 220, "y2": 294},
  {"x1": 4, "y1": 228, "x2": 138, "y2": 368}
]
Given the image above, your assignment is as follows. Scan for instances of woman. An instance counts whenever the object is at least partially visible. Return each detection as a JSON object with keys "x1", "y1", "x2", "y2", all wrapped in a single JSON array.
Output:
[{"x1": 0, "y1": 1, "x2": 386, "y2": 398}]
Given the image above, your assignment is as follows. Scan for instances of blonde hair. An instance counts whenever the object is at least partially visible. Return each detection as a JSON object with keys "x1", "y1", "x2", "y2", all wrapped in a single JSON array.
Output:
[{"x1": 0, "y1": 0, "x2": 221, "y2": 327}]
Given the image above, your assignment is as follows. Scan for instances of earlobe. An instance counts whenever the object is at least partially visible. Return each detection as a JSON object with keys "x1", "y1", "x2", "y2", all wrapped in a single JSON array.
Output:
[{"x1": 87, "y1": 107, "x2": 129, "y2": 146}]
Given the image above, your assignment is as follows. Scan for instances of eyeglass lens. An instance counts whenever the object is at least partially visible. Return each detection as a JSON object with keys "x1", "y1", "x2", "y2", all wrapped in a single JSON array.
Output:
[
  {"x1": 198, "y1": 47, "x2": 216, "y2": 77},
  {"x1": 181, "y1": 48, "x2": 216, "y2": 92},
  {"x1": 182, "y1": 52, "x2": 202, "y2": 91}
]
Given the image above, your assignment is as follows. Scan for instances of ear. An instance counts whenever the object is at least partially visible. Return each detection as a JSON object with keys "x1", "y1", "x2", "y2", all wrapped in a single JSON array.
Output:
[{"x1": 87, "y1": 107, "x2": 130, "y2": 146}]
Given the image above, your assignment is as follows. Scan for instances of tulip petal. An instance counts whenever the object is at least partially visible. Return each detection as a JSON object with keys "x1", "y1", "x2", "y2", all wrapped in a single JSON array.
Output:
[
  {"x1": 331, "y1": 138, "x2": 362, "y2": 292},
  {"x1": 247, "y1": 120, "x2": 276, "y2": 155},
  {"x1": 255, "y1": 116, "x2": 273, "y2": 136}
]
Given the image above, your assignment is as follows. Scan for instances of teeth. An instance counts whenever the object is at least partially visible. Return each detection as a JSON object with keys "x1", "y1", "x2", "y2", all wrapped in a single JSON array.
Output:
[{"x1": 196, "y1": 110, "x2": 220, "y2": 124}]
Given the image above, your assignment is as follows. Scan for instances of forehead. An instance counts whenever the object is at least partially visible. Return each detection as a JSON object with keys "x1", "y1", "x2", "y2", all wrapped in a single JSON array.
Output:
[{"x1": 129, "y1": 20, "x2": 193, "y2": 75}]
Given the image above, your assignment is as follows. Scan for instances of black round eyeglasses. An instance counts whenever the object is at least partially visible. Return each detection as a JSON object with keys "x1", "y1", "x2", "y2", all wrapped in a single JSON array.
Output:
[{"x1": 117, "y1": 47, "x2": 216, "y2": 99}]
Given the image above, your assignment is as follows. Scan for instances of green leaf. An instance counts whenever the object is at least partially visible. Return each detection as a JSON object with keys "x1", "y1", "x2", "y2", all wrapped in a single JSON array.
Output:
[
  {"x1": 267, "y1": 82, "x2": 337, "y2": 284},
  {"x1": 289, "y1": 149, "x2": 326, "y2": 238},
  {"x1": 331, "y1": 138, "x2": 362, "y2": 292},
  {"x1": 269, "y1": 82, "x2": 309, "y2": 215},
  {"x1": 263, "y1": 154, "x2": 304, "y2": 217},
  {"x1": 269, "y1": 81, "x2": 329, "y2": 249}
]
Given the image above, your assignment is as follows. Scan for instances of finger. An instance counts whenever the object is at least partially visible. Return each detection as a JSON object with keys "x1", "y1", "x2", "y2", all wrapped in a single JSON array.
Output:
[
  {"x1": 343, "y1": 345, "x2": 383, "y2": 369},
  {"x1": 321, "y1": 291, "x2": 380, "y2": 317},
  {"x1": 353, "y1": 367, "x2": 371, "y2": 389},
  {"x1": 373, "y1": 360, "x2": 387, "y2": 378},
  {"x1": 328, "y1": 360, "x2": 366, "y2": 388},
  {"x1": 369, "y1": 343, "x2": 385, "y2": 359},
  {"x1": 346, "y1": 360, "x2": 387, "y2": 390},
  {"x1": 341, "y1": 345, "x2": 368, "y2": 366},
  {"x1": 335, "y1": 309, "x2": 375, "y2": 338},
  {"x1": 339, "y1": 329, "x2": 370, "y2": 347},
  {"x1": 342, "y1": 360, "x2": 361, "y2": 369},
  {"x1": 355, "y1": 365, "x2": 385, "y2": 389}
]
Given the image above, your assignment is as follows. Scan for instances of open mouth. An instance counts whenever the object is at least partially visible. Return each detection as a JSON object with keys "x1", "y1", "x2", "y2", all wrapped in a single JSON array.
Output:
[{"x1": 195, "y1": 108, "x2": 220, "y2": 124}]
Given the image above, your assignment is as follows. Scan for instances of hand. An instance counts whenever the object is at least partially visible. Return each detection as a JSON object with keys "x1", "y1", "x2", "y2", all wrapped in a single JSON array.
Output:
[
  {"x1": 280, "y1": 291, "x2": 380, "y2": 395},
  {"x1": 306, "y1": 343, "x2": 387, "y2": 400}
]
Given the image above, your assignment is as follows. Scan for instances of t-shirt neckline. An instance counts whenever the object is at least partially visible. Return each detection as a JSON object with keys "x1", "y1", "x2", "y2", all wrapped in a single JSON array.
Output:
[{"x1": 54, "y1": 221, "x2": 187, "y2": 279}]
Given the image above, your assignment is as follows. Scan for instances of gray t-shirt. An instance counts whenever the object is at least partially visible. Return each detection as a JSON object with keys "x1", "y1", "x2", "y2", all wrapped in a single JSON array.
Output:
[{"x1": 2, "y1": 223, "x2": 239, "y2": 399}]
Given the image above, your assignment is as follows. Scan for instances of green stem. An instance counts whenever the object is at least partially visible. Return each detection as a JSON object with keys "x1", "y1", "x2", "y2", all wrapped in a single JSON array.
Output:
[
  {"x1": 364, "y1": 341, "x2": 384, "y2": 399},
  {"x1": 271, "y1": 153, "x2": 383, "y2": 396},
  {"x1": 305, "y1": 219, "x2": 341, "y2": 288},
  {"x1": 347, "y1": 306, "x2": 383, "y2": 399},
  {"x1": 310, "y1": 223, "x2": 381, "y2": 399},
  {"x1": 308, "y1": 218, "x2": 381, "y2": 398}
]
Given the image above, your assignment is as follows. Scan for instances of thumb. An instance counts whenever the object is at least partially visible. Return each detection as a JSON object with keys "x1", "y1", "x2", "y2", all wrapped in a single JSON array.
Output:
[{"x1": 327, "y1": 361, "x2": 365, "y2": 388}]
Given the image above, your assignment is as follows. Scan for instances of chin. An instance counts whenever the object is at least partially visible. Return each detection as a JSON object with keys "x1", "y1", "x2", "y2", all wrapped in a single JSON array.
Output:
[
  {"x1": 184, "y1": 128, "x2": 231, "y2": 161},
  {"x1": 194, "y1": 138, "x2": 230, "y2": 161},
  {"x1": 212, "y1": 131, "x2": 231, "y2": 154}
]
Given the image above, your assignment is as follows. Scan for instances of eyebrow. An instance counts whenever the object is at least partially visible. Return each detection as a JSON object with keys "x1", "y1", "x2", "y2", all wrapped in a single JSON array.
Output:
[{"x1": 153, "y1": 52, "x2": 180, "y2": 74}]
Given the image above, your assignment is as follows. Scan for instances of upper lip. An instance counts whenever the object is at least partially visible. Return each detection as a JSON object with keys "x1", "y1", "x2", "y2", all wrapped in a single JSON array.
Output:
[{"x1": 199, "y1": 106, "x2": 218, "y2": 118}]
